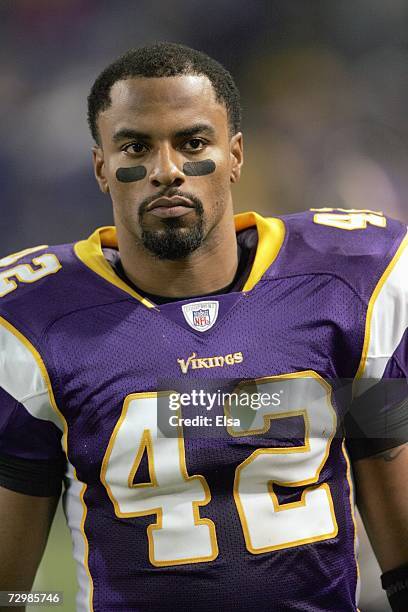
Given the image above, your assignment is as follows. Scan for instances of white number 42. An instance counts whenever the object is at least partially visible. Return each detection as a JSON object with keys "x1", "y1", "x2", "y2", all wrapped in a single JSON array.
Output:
[{"x1": 101, "y1": 373, "x2": 339, "y2": 567}]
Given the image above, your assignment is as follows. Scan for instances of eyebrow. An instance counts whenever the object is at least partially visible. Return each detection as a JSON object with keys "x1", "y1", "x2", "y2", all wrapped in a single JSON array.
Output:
[
  {"x1": 173, "y1": 123, "x2": 216, "y2": 139},
  {"x1": 112, "y1": 128, "x2": 150, "y2": 143},
  {"x1": 111, "y1": 123, "x2": 216, "y2": 144}
]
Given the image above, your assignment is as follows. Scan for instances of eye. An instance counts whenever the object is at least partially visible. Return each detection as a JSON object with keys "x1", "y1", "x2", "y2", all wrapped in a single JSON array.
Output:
[
  {"x1": 122, "y1": 142, "x2": 148, "y2": 155},
  {"x1": 183, "y1": 138, "x2": 206, "y2": 152}
]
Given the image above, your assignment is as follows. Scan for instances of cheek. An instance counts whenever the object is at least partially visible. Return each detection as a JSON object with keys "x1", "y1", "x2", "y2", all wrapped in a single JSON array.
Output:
[
  {"x1": 211, "y1": 157, "x2": 233, "y2": 192},
  {"x1": 108, "y1": 160, "x2": 142, "y2": 200},
  {"x1": 109, "y1": 180, "x2": 141, "y2": 222},
  {"x1": 195, "y1": 151, "x2": 231, "y2": 190}
]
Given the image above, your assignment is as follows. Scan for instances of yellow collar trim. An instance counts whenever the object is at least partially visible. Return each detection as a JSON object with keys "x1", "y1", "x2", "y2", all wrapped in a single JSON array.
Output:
[
  {"x1": 75, "y1": 227, "x2": 156, "y2": 309},
  {"x1": 235, "y1": 212, "x2": 285, "y2": 291},
  {"x1": 74, "y1": 212, "x2": 285, "y2": 306}
]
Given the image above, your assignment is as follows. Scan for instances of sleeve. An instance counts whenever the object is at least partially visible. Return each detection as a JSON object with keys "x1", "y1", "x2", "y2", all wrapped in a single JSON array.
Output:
[
  {"x1": 0, "y1": 387, "x2": 65, "y2": 496},
  {"x1": 346, "y1": 232, "x2": 408, "y2": 461},
  {"x1": 0, "y1": 316, "x2": 66, "y2": 496},
  {"x1": 345, "y1": 341, "x2": 408, "y2": 460}
]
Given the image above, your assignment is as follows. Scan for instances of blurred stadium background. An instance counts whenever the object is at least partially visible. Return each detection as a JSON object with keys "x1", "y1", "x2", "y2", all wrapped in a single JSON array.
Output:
[{"x1": 2, "y1": 1, "x2": 407, "y2": 610}]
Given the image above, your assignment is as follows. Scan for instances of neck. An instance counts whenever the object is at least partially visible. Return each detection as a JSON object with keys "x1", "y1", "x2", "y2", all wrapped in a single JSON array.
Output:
[{"x1": 116, "y1": 210, "x2": 238, "y2": 298}]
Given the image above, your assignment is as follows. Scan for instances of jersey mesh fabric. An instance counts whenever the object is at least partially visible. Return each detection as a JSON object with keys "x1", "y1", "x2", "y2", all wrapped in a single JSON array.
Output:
[{"x1": 43, "y1": 272, "x2": 361, "y2": 611}]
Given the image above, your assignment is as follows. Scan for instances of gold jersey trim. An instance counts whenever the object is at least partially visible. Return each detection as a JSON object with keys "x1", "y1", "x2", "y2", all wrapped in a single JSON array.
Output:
[
  {"x1": 74, "y1": 213, "x2": 285, "y2": 307},
  {"x1": 74, "y1": 227, "x2": 156, "y2": 309},
  {"x1": 235, "y1": 212, "x2": 285, "y2": 291}
]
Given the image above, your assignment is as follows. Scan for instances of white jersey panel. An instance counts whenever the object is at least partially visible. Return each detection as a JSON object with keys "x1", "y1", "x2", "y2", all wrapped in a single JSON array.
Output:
[
  {"x1": 0, "y1": 319, "x2": 63, "y2": 431},
  {"x1": 354, "y1": 232, "x2": 408, "y2": 397}
]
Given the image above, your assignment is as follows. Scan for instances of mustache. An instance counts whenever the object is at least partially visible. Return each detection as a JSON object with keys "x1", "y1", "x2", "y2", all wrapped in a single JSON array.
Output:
[{"x1": 138, "y1": 188, "x2": 204, "y2": 216}]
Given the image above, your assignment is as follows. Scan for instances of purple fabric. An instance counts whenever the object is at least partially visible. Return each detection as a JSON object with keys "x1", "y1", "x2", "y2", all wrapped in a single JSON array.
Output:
[
  {"x1": 0, "y1": 387, "x2": 62, "y2": 461},
  {"x1": 0, "y1": 211, "x2": 406, "y2": 611}
]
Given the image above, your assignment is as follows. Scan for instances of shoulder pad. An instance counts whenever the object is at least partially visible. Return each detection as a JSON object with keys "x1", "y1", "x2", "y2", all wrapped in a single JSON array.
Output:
[
  {"x1": 267, "y1": 208, "x2": 407, "y2": 303},
  {"x1": 0, "y1": 240, "x2": 118, "y2": 340}
]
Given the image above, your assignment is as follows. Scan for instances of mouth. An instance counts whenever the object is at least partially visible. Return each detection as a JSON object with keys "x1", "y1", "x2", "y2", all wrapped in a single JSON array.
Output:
[{"x1": 147, "y1": 196, "x2": 195, "y2": 219}]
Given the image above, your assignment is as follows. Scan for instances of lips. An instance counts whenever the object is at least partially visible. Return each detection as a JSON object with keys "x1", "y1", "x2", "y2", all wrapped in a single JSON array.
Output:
[
  {"x1": 147, "y1": 196, "x2": 195, "y2": 211},
  {"x1": 146, "y1": 195, "x2": 196, "y2": 219}
]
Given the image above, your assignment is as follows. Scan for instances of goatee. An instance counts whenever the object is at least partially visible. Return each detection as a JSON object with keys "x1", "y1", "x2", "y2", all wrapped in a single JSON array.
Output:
[{"x1": 138, "y1": 189, "x2": 205, "y2": 260}]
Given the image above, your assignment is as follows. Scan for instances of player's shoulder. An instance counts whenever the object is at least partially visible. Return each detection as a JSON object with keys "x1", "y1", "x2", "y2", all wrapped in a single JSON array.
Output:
[
  {"x1": 265, "y1": 207, "x2": 407, "y2": 299},
  {"x1": 276, "y1": 207, "x2": 405, "y2": 270},
  {"x1": 0, "y1": 235, "x2": 109, "y2": 339},
  {"x1": 280, "y1": 207, "x2": 405, "y2": 254}
]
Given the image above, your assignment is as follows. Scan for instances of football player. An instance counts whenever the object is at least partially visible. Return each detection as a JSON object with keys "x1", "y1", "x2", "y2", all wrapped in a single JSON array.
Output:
[{"x1": 0, "y1": 43, "x2": 407, "y2": 611}]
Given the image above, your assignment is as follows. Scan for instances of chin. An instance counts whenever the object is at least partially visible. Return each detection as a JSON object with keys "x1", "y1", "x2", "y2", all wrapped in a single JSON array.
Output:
[{"x1": 141, "y1": 223, "x2": 204, "y2": 260}]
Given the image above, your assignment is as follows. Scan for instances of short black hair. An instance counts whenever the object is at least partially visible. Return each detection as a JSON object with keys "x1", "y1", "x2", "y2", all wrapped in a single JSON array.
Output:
[{"x1": 87, "y1": 42, "x2": 241, "y2": 144}]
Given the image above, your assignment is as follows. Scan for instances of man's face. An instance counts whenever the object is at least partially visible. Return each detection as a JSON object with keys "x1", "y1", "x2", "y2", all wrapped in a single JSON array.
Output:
[{"x1": 93, "y1": 75, "x2": 243, "y2": 259}]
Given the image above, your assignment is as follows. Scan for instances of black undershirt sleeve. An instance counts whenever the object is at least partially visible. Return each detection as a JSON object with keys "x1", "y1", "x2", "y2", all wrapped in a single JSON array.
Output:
[
  {"x1": 345, "y1": 373, "x2": 408, "y2": 461},
  {"x1": 0, "y1": 452, "x2": 65, "y2": 497}
]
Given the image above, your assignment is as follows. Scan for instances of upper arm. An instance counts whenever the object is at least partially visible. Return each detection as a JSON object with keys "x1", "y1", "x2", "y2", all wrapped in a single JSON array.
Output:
[
  {"x1": 349, "y1": 232, "x2": 408, "y2": 571},
  {"x1": 353, "y1": 442, "x2": 408, "y2": 572},
  {"x1": 0, "y1": 380, "x2": 65, "y2": 593},
  {"x1": 0, "y1": 485, "x2": 59, "y2": 591}
]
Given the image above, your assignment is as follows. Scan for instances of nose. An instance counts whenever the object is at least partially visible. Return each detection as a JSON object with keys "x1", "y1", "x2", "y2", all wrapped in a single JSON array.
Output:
[{"x1": 149, "y1": 144, "x2": 185, "y2": 188}]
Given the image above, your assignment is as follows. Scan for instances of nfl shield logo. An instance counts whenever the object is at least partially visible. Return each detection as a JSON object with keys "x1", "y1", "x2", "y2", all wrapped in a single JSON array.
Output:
[
  {"x1": 182, "y1": 301, "x2": 219, "y2": 332},
  {"x1": 193, "y1": 308, "x2": 210, "y2": 328}
]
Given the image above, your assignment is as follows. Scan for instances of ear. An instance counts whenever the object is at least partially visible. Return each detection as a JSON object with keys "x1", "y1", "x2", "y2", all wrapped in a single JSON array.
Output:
[
  {"x1": 92, "y1": 145, "x2": 110, "y2": 194},
  {"x1": 229, "y1": 132, "x2": 243, "y2": 183}
]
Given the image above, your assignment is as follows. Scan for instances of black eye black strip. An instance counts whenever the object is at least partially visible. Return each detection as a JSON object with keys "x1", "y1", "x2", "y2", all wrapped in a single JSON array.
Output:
[
  {"x1": 115, "y1": 159, "x2": 216, "y2": 182},
  {"x1": 183, "y1": 159, "x2": 216, "y2": 176},
  {"x1": 116, "y1": 166, "x2": 147, "y2": 182}
]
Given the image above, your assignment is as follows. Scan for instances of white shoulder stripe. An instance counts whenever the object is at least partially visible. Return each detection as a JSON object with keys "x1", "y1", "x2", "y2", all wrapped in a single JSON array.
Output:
[
  {"x1": 0, "y1": 319, "x2": 63, "y2": 431},
  {"x1": 354, "y1": 231, "x2": 408, "y2": 397}
]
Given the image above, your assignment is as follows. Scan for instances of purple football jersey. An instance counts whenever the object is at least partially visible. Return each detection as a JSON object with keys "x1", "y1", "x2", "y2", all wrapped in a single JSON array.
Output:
[{"x1": 0, "y1": 210, "x2": 407, "y2": 612}]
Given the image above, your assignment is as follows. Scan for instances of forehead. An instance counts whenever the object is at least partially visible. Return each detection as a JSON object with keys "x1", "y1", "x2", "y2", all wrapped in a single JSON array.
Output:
[{"x1": 98, "y1": 75, "x2": 228, "y2": 136}]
